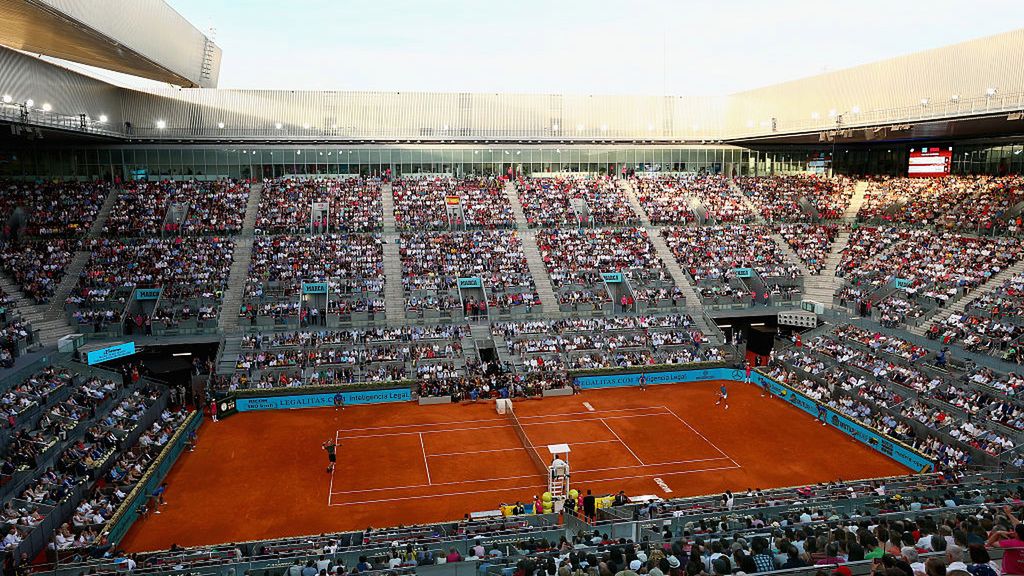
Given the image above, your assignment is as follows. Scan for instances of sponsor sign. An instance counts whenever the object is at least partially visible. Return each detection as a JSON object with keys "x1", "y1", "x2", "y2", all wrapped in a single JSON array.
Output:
[
  {"x1": 85, "y1": 342, "x2": 136, "y2": 365},
  {"x1": 732, "y1": 268, "x2": 754, "y2": 278},
  {"x1": 134, "y1": 288, "x2": 162, "y2": 301},
  {"x1": 301, "y1": 282, "x2": 329, "y2": 295},
  {"x1": 601, "y1": 272, "x2": 624, "y2": 284},
  {"x1": 457, "y1": 277, "x2": 482, "y2": 289},
  {"x1": 893, "y1": 278, "x2": 913, "y2": 289},
  {"x1": 235, "y1": 388, "x2": 412, "y2": 412}
]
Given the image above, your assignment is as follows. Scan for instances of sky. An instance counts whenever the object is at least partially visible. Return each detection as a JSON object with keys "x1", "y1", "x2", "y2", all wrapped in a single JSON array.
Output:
[{"x1": 162, "y1": 0, "x2": 1024, "y2": 96}]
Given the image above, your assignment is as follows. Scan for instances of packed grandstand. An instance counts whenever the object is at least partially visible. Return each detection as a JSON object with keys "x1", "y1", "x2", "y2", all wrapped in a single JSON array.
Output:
[{"x1": 1, "y1": 4, "x2": 1024, "y2": 576}]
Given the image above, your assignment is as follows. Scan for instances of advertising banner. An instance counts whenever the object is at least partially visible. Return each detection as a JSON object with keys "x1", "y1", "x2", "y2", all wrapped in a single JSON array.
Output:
[
  {"x1": 601, "y1": 272, "x2": 624, "y2": 284},
  {"x1": 301, "y1": 282, "x2": 329, "y2": 295},
  {"x1": 134, "y1": 288, "x2": 162, "y2": 300},
  {"x1": 732, "y1": 268, "x2": 754, "y2": 278},
  {"x1": 457, "y1": 277, "x2": 483, "y2": 289},
  {"x1": 235, "y1": 388, "x2": 412, "y2": 412},
  {"x1": 85, "y1": 342, "x2": 136, "y2": 365}
]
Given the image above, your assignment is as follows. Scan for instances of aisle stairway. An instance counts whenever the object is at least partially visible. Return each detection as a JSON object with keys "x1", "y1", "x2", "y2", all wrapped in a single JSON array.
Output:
[
  {"x1": 518, "y1": 229, "x2": 560, "y2": 315},
  {"x1": 842, "y1": 181, "x2": 870, "y2": 222},
  {"x1": 504, "y1": 180, "x2": 530, "y2": 230},
  {"x1": 619, "y1": 180, "x2": 723, "y2": 344},
  {"x1": 381, "y1": 183, "x2": 397, "y2": 233},
  {"x1": 910, "y1": 258, "x2": 1024, "y2": 337},
  {"x1": 0, "y1": 274, "x2": 74, "y2": 347},
  {"x1": 218, "y1": 238, "x2": 254, "y2": 332},
  {"x1": 799, "y1": 230, "x2": 852, "y2": 307},
  {"x1": 382, "y1": 233, "x2": 405, "y2": 324},
  {"x1": 241, "y1": 182, "x2": 263, "y2": 234},
  {"x1": 727, "y1": 179, "x2": 763, "y2": 223}
]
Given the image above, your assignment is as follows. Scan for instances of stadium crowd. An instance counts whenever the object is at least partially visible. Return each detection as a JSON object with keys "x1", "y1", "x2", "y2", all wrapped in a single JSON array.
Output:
[{"x1": 256, "y1": 177, "x2": 382, "y2": 234}]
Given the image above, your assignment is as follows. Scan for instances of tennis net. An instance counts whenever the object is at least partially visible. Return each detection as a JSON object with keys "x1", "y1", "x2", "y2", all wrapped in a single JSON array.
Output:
[{"x1": 507, "y1": 405, "x2": 548, "y2": 478}]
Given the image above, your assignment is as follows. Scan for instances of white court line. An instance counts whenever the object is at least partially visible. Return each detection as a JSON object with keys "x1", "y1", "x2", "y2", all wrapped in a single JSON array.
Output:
[
  {"x1": 329, "y1": 464, "x2": 741, "y2": 506},
  {"x1": 600, "y1": 418, "x2": 645, "y2": 466},
  {"x1": 427, "y1": 438, "x2": 621, "y2": 458},
  {"x1": 329, "y1": 455, "x2": 731, "y2": 495},
  {"x1": 660, "y1": 405, "x2": 740, "y2": 467},
  {"x1": 336, "y1": 411, "x2": 671, "y2": 440},
  {"x1": 327, "y1": 429, "x2": 339, "y2": 507},
  {"x1": 582, "y1": 402, "x2": 595, "y2": 412},
  {"x1": 331, "y1": 405, "x2": 669, "y2": 434},
  {"x1": 418, "y1": 432, "x2": 432, "y2": 485}
]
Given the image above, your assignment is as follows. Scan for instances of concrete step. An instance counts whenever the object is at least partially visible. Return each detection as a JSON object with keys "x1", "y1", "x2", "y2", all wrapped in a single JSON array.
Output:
[
  {"x1": 241, "y1": 182, "x2": 264, "y2": 236},
  {"x1": 218, "y1": 238, "x2": 253, "y2": 331},
  {"x1": 518, "y1": 229, "x2": 560, "y2": 314},
  {"x1": 88, "y1": 185, "x2": 121, "y2": 239},
  {"x1": 842, "y1": 181, "x2": 870, "y2": 222},
  {"x1": 43, "y1": 251, "x2": 91, "y2": 321},
  {"x1": 504, "y1": 181, "x2": 530, "y2": 230},
  {"x1": 916, "y1": 257, "x2": 1024, "y2": 334},
  {"x1": 383, "y1": 233, "x2": 405, "y2": 323},
  {"x1": 381, "y1": 184, "x2": 397, "y2": 234}
]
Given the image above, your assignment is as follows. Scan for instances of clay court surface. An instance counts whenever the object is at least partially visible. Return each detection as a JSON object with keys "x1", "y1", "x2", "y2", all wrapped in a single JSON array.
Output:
[{"x1": 120, "y1": 381, "x2": 910, "y2": 551}]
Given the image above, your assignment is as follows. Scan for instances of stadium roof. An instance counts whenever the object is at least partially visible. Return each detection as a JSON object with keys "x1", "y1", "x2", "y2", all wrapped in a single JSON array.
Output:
[{"x1": 0, "y1": 0, "x2": 220, "y2": 88}]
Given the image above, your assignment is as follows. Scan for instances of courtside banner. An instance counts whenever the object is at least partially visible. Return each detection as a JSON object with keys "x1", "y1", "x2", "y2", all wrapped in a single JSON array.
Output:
[
  {"x1": 575, "y1": 367, "x2": 742, "y2": 389},
  {"x1": 235, "y1": 388, "x2": 412, "y2": 411},
  {"x1": 750, "y1": 372, "x2": 934, "y2": 472}
]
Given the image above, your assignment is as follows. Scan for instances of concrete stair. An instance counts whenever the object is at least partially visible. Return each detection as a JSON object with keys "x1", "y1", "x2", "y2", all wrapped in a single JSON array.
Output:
[
  {"x1": 503, "y1": 181, "x2": 530, "y2": 230},
  {"x1": 241, "y1": 182, "x2": 263, "y2": 235},
  {"x1": 42, "y1": 251, "x2": 91, "y2": 321},
  {"x1": 842, "y1": 181, "x2": 870, "y2": 222},
  {"x1": 727, "y1": 179, "x2": 763, "y2": 223},
  {"x1": 383, "y1": 233, "x2": 405, "y2": 323},
  {"x1": 217, "y1": 335, "x2": 242, "y2": 375},
  {"x1": 771, "y1": 232, "x2": 813, "y2": 277},
  {"x1": 381, "y1": 183, "x2": 397, "y2": 234},
  {"x1": 518, "y1": 229, "x2": 560, "y2": 315},
  {"x1": 0, "y1": 274, "x2": 76, "y2": 347},
  {"x1": 87, "y1": 185, "x2": 121, "y2": 239},
  {"x1": 910, "y1": 258, "x2": 1024, "y2": 336},
  {"x1": 218, "y1": 238, "x2": 254, "y2": 332},
  {"x1": 800, "y1": 230, "x2": 852, "y2": 307},
  {"x1": 617, "y1": 181, "x2": 721, "y2": 343}
]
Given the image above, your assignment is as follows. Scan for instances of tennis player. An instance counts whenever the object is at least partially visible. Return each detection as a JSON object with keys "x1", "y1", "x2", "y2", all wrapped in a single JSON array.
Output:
[
  {"x1": 333, "y1": 392, "x2": 345, "y2": 411},
  {"x1": 638, "y1": 373, "x2": 647, "y2": 391},
  {"x1": 323, "y1": 439, "x2": 338, "y2": 473},
  {"x1": 715, "y1": 383, "x2": 729, "y2": 409}
]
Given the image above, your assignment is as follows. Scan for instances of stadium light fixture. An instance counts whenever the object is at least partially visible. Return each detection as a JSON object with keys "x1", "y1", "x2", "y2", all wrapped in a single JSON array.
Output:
[
  {"x1": 275, "y1": 123, "x2": 283, "y2": 129},
  {"x1": 41, "y1": 102, "x2": 52, "y2": 112},
  {"x1": 551, "y1": 123, "x2": 559, "y2": 131},
  {"x1": 156, "y1": 119, "x2": 167, "y2": 129},
  {"x1": 920, "y1": 98, "x2": 929, "y2": 106},
  {"x1": 98, "y1": 114, "x2": 108, "y2": 123},
  {"x1": 810, "y1": 112, "x2": 820, "y2": 120},
  {"x1": 217, "y1": 122, "x2": 225, "y2": 129},
  {"x1": 296, "y1": 150, "x2": 301, "y2": 155},
  {"x1": 25, "y1": 99, "x2": 34, "y2": 108},
  {"x1": 1, "y1": 95, "x2": 10, "y2": 104},
  {"x1": 950, "y1": 94, "x2": 960, "y2": 102},
  {"x1": 828, "y1": 109, "x2": 837, "y2": 118},
  {"x1": 986, "y1": 88, "x2": 998, "y2": 97},
  {"x1": 303, "y1": 123, "x2": 310, "y2": 130},
  {"x1": 851, "y1": 106, "x2": 861, "y2": 114}
]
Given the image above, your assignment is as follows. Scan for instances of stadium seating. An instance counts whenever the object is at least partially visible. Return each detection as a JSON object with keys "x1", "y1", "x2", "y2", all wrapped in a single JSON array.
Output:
[{"x1": 393, "y1": 177, "x2": 513, "y2": 229}]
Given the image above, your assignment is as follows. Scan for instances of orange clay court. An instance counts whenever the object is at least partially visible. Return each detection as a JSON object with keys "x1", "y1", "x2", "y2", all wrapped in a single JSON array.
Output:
[{"x1": 119, "y1": 381, "x2": 910, "y2": 551}]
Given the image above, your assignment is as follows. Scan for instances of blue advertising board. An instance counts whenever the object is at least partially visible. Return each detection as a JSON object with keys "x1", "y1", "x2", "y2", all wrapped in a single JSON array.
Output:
[
  {"x1": 86, "y1": 342, "x2": 136, "y2": 365},
  {"x1": 575, "y1": 367, "x2": 743, "y2": 389},
  {"x1": 301, "y1": 282, "x2": 329, "y2": 295},
  {"x1": 601, "y1": 272, "x2": 624, "y2": 284},
  {"x1": 572, "y1": 366, "x2": 933, "y2": 472},
  {"x1": 134, "y1": 288, "x2": 162, "y2": 301},
  {"x1": 457, "y1": 277, "x2": 483, "y2": 289},
  {"x1": 235, "y1": 387, "x2": 412, "y2": 412},
  {"x1": 893, "y1": 278, "x2": 913, "y2": 289},
  {"x1": 732, "y1": 268, "x2": 754, "y2": 278}
]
